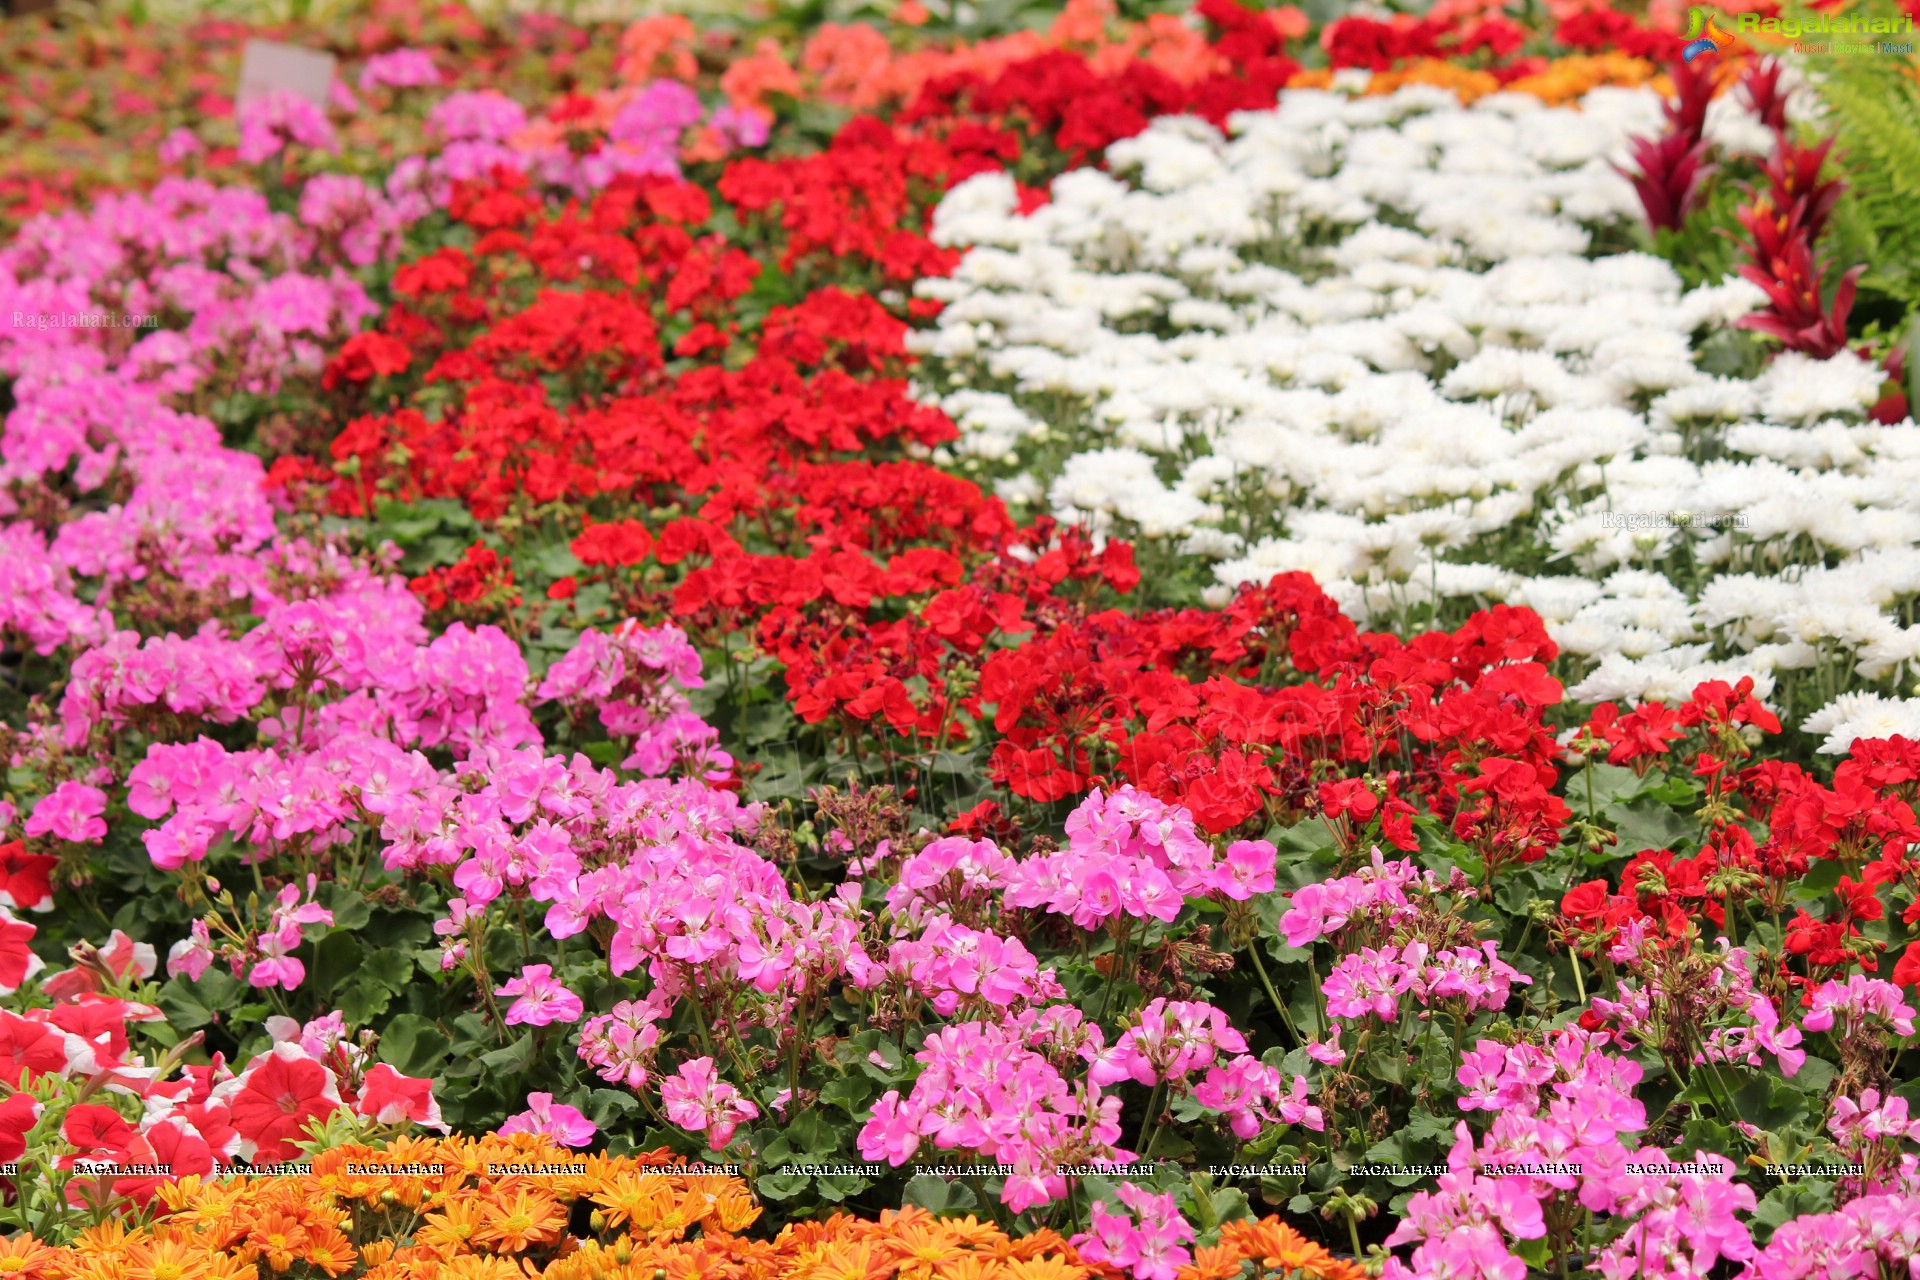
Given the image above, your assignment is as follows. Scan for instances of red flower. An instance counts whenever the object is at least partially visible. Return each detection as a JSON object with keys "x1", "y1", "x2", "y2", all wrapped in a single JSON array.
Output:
[
  {"x1": 1894, "y1": 940, "x2": 1920, "y2": 990},
  {"x1": 0, "y1": 1010, "x2": 87, "y2": 1085},
  {"x1": 572, "y1": 519, "x2": 656, "y2": 567},
  {"x1": 0, "y1": 841, "x2": 56, "y2": 912},
  {"x1": 143, "y1": 1117, "x2": 216, "y2": 1180},
  {"x1": 0, "y1": 914, "x2": 42, "y2": 997},
  {"x1": 1562, "y1": 880, "x2": 1611, "y2": 924},
  {"x1": 0, "y1": 1092, "x2": 40, "y2": 1164},
  {"x1": 321, "y1": 330, "x2": 412, "y2": 389},
  {"x1": 218, "y1": 1045, "x2": 342, "y2": 1165},
  {"x1": 392, "y1": 247, "x2": 473, "y2": 298},
  {"x1": 353, "y1": 1063, "x2": 447, "y2": 1131}
]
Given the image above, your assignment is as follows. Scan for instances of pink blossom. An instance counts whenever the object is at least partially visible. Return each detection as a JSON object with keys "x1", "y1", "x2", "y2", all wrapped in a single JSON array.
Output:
[
  {"x1": 25, "y1": 783, "x2": 108, "y2": 844},
  {"x1": 660, "y1": 1057, "x2": 759, "y2": 1151},
  {"x1": 498, "y1": 1092, "x2": 598, "y2": 1147},
  {"x1": 495, "y1": 964, "x2": 585, "y2": 1026}
]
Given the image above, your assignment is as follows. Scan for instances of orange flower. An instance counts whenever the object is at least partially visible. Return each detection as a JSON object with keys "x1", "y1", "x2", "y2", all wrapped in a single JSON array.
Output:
[
  {"x1": 721, "y1": 40, "x2": 802, "y2": 118},
  {"x1": 120, "y1": 1236, "x2": 215, "y2": 1280},
  {"x1": 1005, "y1": 1258, "x2": 1089, "y2": 1280},
  {"x1": 934, "y1": 1257, "x2": 1008, "y2": 1280},
  {"x1": 300, "y1": 1224, "x2": 359, "y2": 1277},
  {"x1": 1049, "y1": 0, "x2": 1116, "y2": 46},
  {"x1": 880, "y1": 1217, "x2": 971, "y2": 1280},
  {"x1": 1174, "y1": 1244, "x2": 1244, "y2": 1280},
  {"x1": 1216, "y1": 1221, "x2": 1366, "y2": 1280},
  {"x1": 474, "y1": 1186, "x2": 568, "y2": 1253},
  {"x1": 240, "y1": 1211, "x2": 312, "y2": 1274},
  {"x1": 592, "y1": 1171, "x2": 680, "y2": 1232},
  {"x1": 620, "y1": 14, "x2": 698, "y2": 83},
  {"x1": 418, "y1": 1196, "x2": 491, "y2": 1257},
  {"x1": 71, "y1": 1221, "x2": 143, "y2": 1256},
  {"x1": 0, "y1": 1236, "x2": 61, "y2": 1280}
]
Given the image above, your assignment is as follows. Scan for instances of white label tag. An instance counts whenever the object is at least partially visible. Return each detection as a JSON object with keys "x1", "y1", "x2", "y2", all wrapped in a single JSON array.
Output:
[{"x1": 236, "y1": 40, "x2": 337, "y2": 111}]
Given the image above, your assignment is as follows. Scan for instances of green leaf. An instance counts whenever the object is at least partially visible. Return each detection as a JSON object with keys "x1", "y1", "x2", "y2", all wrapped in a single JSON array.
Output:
[
  {"x1": 1510, "y1": 1238, "x2": 1554, "y2": 1269},
  {"x1": 1581, "y1": 763, "x2": 1655, "y2": 808},
  {"x1": 1603, "y1": 799, "x2": 1695, "y2": 857},
  {"x1": 479, "y1": 1034, "x2": 536, "y2": 1076},
  {"x1": 786, "y1": 1109, "x2": 841, "y2": 1158},
  {"x1": 818, "y1": 1075, "x2": 876, "y2": 1116},
  {"x1": 1785, "y1": 1055, "x2": 1836, "y2": 1096},
  {"x1": 324, "y1": 886, "x2": 374, "y2": 933},
  {"x1": 309, "y1": 931, "x2": 368, "y2": 997},
  {"x1": 378, "y1": 1014, "x2": 453, "y2": 1078},
  {"x1": 362, "y1": 948, "x2": 416, "y2": 992},
  {"x1": 1733, "y1": 1076, "x2": 1812, "y2": 1132},
  {"x1": 1751, "y1": 1180, "x2": 1836, "y2": 1243},
  {"x1": 903, "y1": 1174, "x2": 977, "y2": 1215},
  {"x1": 815, "y1": 1173, "x2": 866, "y2": 1202},
  {"x1": 583, "y1": 1089, "x2": 644, "y2": 1126},
  {"x1": 756, "y1": 1172, "x2": 811, "y2": 1201},
  {"x1": 1793, "y1": 860, "x2": 1845, "y2": 902},
  {"x1": 156, "y1": 969, "x2": 245, "y2": 1032},
  {"x1": 339, "y1": 976, "x2": 394, "y2": 1026}
]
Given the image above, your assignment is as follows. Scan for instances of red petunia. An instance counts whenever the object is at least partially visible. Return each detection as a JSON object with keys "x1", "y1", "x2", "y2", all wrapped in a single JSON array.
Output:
[
  {"x1": 216, "y1": 1044, "x2": 342, "y2": 1165},
  {"x1": 0, "y1": 841, "x2": 56, "y2": 912},
  {"x1": 0, "y1": 1092, "x2": 40, "y2": 1164},
  {"x1": 0, "y1": 912, "x2": 43, "y2": 997},
  {"x1": 353, "y1": 1063, "x2": 447, "y2": 1132}
]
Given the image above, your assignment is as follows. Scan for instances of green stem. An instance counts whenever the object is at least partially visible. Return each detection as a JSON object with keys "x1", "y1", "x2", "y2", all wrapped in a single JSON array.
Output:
[
  {"x1": 1247, "y1": 944, "x2": 1302, "y2": 1046},
  {"x1": 1136, "y1": 1081, "x2": 1165, "y2": 1158}
]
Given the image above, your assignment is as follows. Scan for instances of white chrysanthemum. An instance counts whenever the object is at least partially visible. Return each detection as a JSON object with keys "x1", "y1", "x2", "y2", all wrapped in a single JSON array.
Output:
[
  {"x1": 1753, "y1": 352, "x2": 1886, "y2": 424},
  {"x1": 1805, "y1": 694, "x2": 1920, "y2": 754}
]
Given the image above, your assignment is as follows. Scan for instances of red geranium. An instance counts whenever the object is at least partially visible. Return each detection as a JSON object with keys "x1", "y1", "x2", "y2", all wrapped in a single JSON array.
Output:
[{"x1": 572, "y1": 519, "x2": 656, "y2": 567}]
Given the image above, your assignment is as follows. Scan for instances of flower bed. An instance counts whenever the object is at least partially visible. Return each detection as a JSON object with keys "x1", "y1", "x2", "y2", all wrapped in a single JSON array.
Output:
[{"x1": 4, "y1": 0, "x2": 1920, "y2": 1276}]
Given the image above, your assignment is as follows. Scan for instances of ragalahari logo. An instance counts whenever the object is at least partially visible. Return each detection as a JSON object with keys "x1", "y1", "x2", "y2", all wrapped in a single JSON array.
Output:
[{"x1": 1682, "y1": 7, "x2": 1735, "y2": 61}]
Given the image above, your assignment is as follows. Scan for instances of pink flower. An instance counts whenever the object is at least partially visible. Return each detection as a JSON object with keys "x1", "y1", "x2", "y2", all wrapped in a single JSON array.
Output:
[
  {"x1": 495, "y1": 964, "x2": 585, "y2": 1026},
  {"x1": 358, "y1": 49, "x2": 442, "y2": 92},
  {"x1": 660, "y1": 1056, "x2": 759, "y2": 1151},
  {"x1": 167, "y1": 920, "x2": 216, "y2": 982},
  {"x1": 498, "y1": 1092, "x2": 598, "y2": 1148},
  {"x1": 25, "y1": 783, "x2": 108, "y2": 844},
  {"x1": 1073, "y1": 1186, "x2": 1194, "y2": 1280}
]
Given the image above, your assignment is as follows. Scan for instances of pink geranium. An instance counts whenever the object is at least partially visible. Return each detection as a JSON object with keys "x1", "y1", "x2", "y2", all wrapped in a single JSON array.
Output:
[
  {"x1": 660, "y1": 1057, "x2": 759, "y2": 1151},
  {"x1": 498, "y1": 1092, "x2": 597, "y2": 1147},
  {"x1": 495, "y1": 964, "x2": 585, "y2": 1026}
]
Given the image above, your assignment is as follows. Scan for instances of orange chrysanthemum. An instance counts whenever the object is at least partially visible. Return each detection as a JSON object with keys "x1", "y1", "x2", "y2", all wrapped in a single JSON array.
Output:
[
  {"x1": 474, "y1": 1186, "x2": 568, "y2": 1253},
  {"x1": 0, "y1": 1236, "x2": 62, "y2": 1280},
  {"x1": 1216, "y1": 1221, "x2": 1367, "y2": 1280}
]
